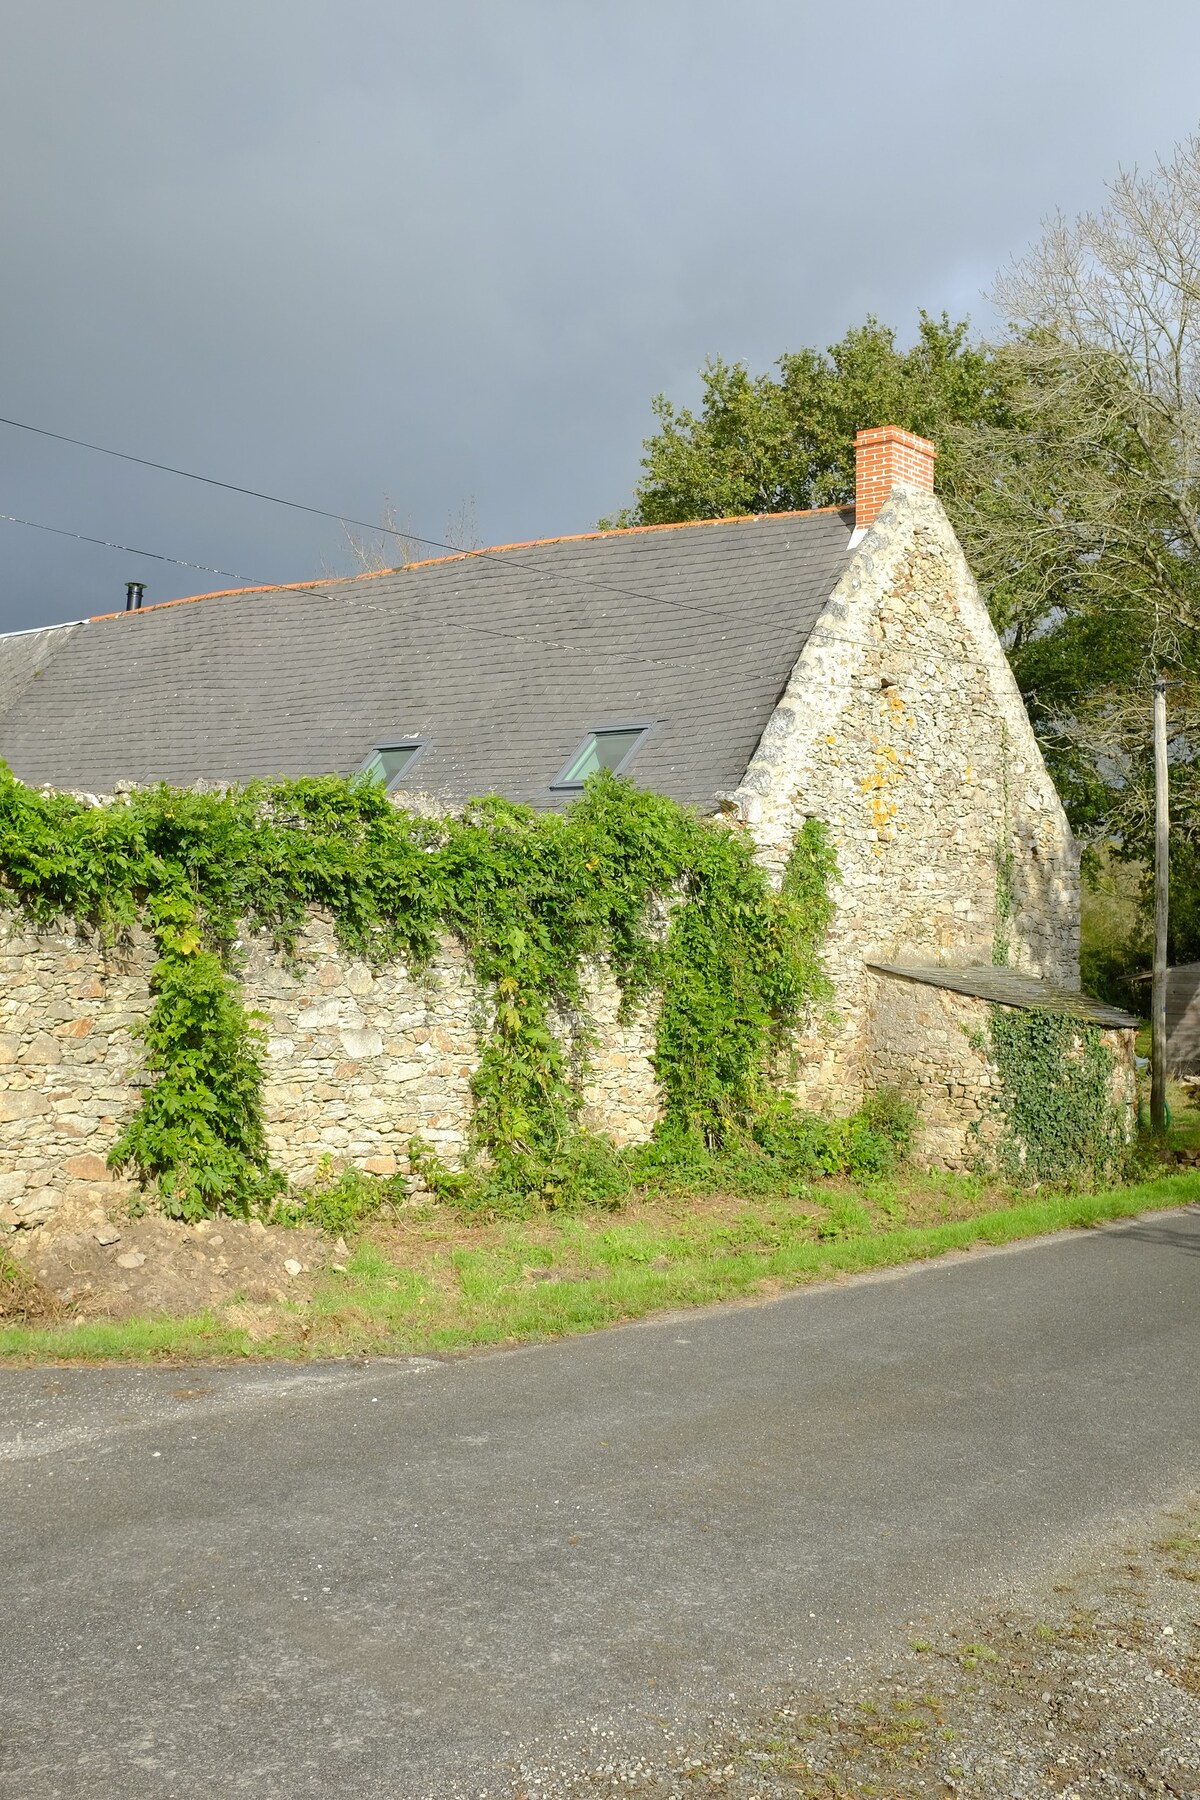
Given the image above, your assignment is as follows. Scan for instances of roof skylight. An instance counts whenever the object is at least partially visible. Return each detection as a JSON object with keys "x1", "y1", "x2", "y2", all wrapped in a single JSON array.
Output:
[
  {"x1": 361, "y1": 741, "x2": 426, "y2": 791},
  {"x1": 551, "y1": 725, "x2": 651, "y2": 790}
]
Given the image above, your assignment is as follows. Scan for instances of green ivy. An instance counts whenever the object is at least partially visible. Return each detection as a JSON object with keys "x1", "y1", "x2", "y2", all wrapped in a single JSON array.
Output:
[
  {"x1": 654, "y1": 815, "x2": 838, "y2": 1148},
  {"x1": 107, "y1": 893, "x2": 284, "y2": 1221},
  {"x1": 0, "y1": 767, "x2": 838, "y2": 1216},
  {"x1": 982, "y1": 1005, "x2": 1131, "y2": 1186}
]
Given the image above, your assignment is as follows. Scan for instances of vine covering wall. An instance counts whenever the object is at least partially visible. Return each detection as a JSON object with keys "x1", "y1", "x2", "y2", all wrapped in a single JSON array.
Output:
[
  {"x1": 867, "y1": 970, "x2": 1137, "y2": 1178},
  {"x1": 0, "y1": 767, "x2": 838, "y2": 1219},
  {"x1": 982, "y1": 1007, "x2": 1133, "y2": 1186}
]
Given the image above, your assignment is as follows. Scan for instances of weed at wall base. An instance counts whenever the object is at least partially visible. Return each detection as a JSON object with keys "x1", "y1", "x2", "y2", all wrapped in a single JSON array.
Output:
[{"x1": 408, "y1": 1087, "x2": 915, "y2": 1220}]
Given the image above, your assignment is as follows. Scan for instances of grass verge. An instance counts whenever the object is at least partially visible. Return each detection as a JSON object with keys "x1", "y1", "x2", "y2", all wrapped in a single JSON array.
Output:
[{"x1": 1, "y1": 1167, "x2": 1197, "y2": 1366}]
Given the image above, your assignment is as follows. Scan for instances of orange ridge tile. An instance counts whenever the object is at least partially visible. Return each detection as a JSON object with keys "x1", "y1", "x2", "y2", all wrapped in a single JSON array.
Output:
[{"x1": 87, "y1": 504, "x2": 852, "y2": 621}]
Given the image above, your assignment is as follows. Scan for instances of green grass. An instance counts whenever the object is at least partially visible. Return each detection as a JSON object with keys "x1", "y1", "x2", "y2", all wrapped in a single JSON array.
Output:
[{"x1": 1, "y1": 1168, "x2": 1196, "y2": 1366}]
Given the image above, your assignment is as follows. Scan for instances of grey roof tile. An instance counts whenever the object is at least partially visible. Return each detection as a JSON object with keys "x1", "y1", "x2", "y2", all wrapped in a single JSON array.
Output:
[
  {"x1": 869, "y1": 962, "x2": 1139, "y2": 1029},
  {"x1": 0, "y1": 623, "x2": 78, "y2": 719},
  {"x1": 0, "y1": 510, "x2": 853, "y2": 808}
]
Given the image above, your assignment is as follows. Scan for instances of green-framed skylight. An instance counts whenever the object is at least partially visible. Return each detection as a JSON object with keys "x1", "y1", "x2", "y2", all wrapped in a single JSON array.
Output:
[
  {"x1": 360, "y1": 740, "x2": 427, "y2": 791},
  {"x1": 551, "y1": 724, "x2": 652, "y2": 789}
]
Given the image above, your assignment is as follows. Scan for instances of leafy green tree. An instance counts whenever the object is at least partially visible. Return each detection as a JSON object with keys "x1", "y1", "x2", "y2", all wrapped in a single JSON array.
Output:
[
  {"x1": 949, "y1": 135, "x2": 1200, "y2": 953},
  {"x1": 601, "y1": 313, "x2": 1005, "y2": 527}
]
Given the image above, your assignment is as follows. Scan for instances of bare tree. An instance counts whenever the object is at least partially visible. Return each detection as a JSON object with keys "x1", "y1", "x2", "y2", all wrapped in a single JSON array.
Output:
[
  {"x1": 339, "y1": 496, "x2": 482, "y2": 575},
  {"x1": 947, "y1": 133, "x2": 1200, "y2": 855}
]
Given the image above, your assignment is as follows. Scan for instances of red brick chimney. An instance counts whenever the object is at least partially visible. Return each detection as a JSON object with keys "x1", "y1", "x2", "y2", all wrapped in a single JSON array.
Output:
[{"x1": 854, "y1": 426, "x2": 936, "y2": 533}]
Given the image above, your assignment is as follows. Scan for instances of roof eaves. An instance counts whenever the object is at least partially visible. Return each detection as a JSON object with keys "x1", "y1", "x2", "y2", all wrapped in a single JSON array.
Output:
[{"x1": 868, "y1": 961, "x2": 1139, "y2": 1029}]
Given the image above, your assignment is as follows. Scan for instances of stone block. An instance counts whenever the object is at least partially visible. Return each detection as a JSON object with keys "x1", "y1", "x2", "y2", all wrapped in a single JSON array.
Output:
[
  {"x1": 61, "y1": 1153, "x2": 110, "y2": 1181},
  {"x1": 16, "y1": 1186, "x2": 60, "y2": 1224},
  {"x1": 297, "y1": 997, "x2": 342, "y2": 1029},
  {"x1": 0, "y1": 1091, "x2": 47, "y2": 1121}
]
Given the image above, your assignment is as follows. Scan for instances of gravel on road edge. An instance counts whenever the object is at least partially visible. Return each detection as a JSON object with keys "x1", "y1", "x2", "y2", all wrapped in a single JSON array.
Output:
[{"x1": 498, "y1": 1494, "x2": 1200, "y2": 1800}]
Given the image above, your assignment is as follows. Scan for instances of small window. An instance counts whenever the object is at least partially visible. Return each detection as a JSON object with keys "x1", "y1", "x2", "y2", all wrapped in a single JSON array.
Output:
[
  {"x1": 361, "y1": 740, "x2": 426, "y2": 790},
  {"x1": 551, "y1": 724, "x2": 652, "y2": 790}
]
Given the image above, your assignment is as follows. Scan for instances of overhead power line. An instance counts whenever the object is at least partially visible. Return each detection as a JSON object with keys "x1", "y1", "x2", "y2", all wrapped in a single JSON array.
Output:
[
  {"x1": 0, "y1": 509, "x2": 592, "y2": 653},
  {"x1": 0, "y1": 410, "x2": 1030, "y2": 678},
  {"x1": 0, "y1": 511, "x2": 255, "y2": 584},
  {"x1": 0, "y1": 500, "x2": 1020, "y2": 677},
  {"x1": 0, "y1": 410, "x2": 737, "y2": 623}
]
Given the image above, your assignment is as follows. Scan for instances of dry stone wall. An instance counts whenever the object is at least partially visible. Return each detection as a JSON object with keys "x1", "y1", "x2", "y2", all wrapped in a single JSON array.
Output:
[
  {"x1": 733, "y1": 487, "x2": 1079, "y2": 1113},
  {"x1": 865, "y1": 972, "x2": 1136, "y2": 1171},
  {"x1": 0, "y1": 922, "x2": 147, "y2": 1228},
  {"x1": 0, "y1": 913, "x2": 662, "y2": 1226}
]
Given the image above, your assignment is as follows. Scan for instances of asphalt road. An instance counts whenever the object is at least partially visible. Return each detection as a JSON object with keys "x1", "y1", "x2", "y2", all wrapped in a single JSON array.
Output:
[{"x1": 3, "y1": 1204, "x2": 1200, "y2": 1798}]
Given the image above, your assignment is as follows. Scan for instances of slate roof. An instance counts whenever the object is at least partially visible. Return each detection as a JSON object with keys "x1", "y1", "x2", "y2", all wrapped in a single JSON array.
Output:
[
  {"x1": 0, "y1": 509, "x2": 853, "y2": 809},
  {"x1": 868, "y1": 962, "x2": 1139, "y2": 1030}
]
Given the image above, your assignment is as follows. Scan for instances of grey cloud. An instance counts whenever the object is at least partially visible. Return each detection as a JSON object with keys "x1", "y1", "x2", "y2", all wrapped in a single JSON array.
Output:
[{"x1": 2, "y1": 0, "x2": 1199, "y2": 628}]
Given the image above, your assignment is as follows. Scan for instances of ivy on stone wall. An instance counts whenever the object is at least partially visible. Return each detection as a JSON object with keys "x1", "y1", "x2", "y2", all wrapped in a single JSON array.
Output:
[
  {"x1": 0, "y1": 767, "x2": 838, "y2": 1218},
  {"x1": 981, "y1": 1005, "x2": 1131, "y2": 1187},
  {"x1": 107, "y1": 893, "x2": 284, "y2": 1219}
]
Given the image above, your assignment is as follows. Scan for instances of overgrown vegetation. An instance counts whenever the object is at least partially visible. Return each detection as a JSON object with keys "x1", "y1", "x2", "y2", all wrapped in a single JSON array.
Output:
[
  {"x1": 0, "y1": 766, "x2": 841, "y2": 1219},
  {"x1": 0, "y1": 1249, "x2": 63, "y2": 1326},
  {"x1": 981, "y1": 1007, "x2": 1133, "y2": 1187},
  {"x1": 1080, "y1": 846, "x2": 1150, "y2": 1014},
  {"x1": 413, "y1": 1086, "x2": 914, "y2": 1219},
  {"x1": 271, "y1": 1156, "x2": 410, "y2": 1237},
  {"x1": 108, "y1": 894, "x2": 284, "y2": 1220},
  {"x1": 3, "y1": 1167, "x2": 1196, "y2": 1365}
]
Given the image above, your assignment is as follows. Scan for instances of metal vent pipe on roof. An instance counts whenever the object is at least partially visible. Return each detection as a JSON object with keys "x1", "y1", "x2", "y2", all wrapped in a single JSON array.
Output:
[{"x1": 125, "y1": 581, "x2": 145, "y2": 611}]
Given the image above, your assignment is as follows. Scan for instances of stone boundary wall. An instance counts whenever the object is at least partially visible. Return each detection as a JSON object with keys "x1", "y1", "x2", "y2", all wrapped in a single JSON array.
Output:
[
  {"x1": 0, "y1": 915, "x2": 661, "y2": 1229},
  {"x1": 866, "y1": 972, "x2": 1137, "y2": 1171},
  {"x1": 0, "y1": 922, "x2": 146, "y2": 1228}
]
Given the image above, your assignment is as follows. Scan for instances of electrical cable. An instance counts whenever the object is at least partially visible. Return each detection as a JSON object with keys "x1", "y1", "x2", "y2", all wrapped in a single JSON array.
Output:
[
  {"x1": 0, "y1": 411, "x2": 1042, "y2": 677},
  {"x1": 0, "y1": 510, "x2": 595, "y2": 652},
  {"x1": 0, "y1": 410, "x2": 744, "y2": 624},
  {"x1": 0, "y1": 511, "x2": 255, "y2": 584},
  {"x1": 0, "y1": 501, "x2": 1029, "y2": 678},
  {"x1": 1, "y1": 408, "x2": 1022, "y2": 667}
]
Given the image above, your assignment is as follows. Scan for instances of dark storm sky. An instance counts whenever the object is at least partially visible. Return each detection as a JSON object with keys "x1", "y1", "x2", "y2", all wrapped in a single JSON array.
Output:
[{"x1": 3, "y1": 0, "x2": 1199, "y2": 631}]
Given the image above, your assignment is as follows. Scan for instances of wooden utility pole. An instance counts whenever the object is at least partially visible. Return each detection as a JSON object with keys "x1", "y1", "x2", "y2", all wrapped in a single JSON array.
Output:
[{"x1": 1151, "y1": 675, "x2": 1170, "y2": 1135}]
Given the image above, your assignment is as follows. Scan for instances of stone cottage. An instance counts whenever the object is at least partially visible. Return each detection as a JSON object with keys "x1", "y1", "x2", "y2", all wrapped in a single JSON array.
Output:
[{"x1": 0, "y1": 427, "x2": 1136, "y2": 1223}]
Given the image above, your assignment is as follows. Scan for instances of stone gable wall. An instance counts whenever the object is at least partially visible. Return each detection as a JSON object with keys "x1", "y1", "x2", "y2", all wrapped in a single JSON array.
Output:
[{"x1": 733, "y1": 487, "x2": 1079, "y2": 1112}]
